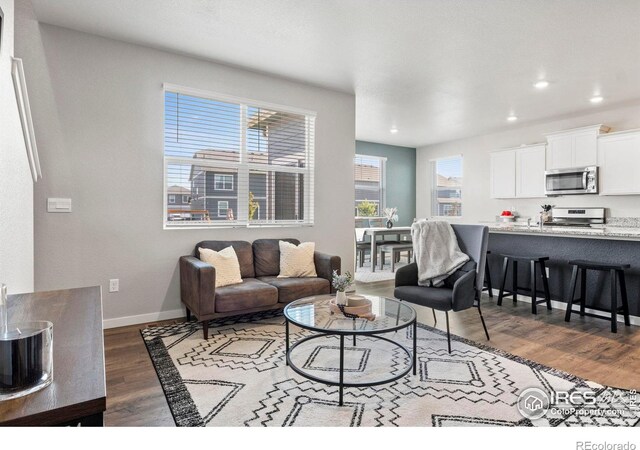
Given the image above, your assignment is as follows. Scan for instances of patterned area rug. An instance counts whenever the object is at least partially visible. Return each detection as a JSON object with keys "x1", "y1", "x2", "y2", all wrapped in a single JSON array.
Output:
[{"x1": 142, "y1": 310, "x2": 639, "y2": 427}]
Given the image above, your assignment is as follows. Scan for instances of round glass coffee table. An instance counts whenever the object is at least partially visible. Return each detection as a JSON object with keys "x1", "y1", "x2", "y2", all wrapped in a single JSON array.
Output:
[{"x1": 283, "y1": 294, "x2": 417, "y2": 406}]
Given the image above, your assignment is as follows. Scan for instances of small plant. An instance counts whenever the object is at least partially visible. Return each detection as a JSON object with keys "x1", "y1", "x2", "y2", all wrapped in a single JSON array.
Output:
[
  {"x1": 357, "y1": 200, "x2": 378, "y2": 217},
  {"x1": 383, "y1": 207, "x2": 399, "y2": 223},
  {"x1": 249, "y1": 191, "x2": 260, "y2": 220},
  {"x1": 540, "y1": 204, "x2": 553, "y2": 212},
  {"x1": 332, "y1": 270, "x2": 354, "y2": 292}
]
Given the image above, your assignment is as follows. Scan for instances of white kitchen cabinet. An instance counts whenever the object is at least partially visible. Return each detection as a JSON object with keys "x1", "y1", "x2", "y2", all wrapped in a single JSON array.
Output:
[
  {"x1": 546, "y1": 124, "x2": 609, "y2": 170},
  {"x1": 490, "y1": 149, "x2": 516, "y2": 198},
  {"x1": 598, "y1": 129, "x2": 640, "y2": 195},
  {"x1": 516, "y1": 144, "x2": 546, "y2": 198},
  {"x1": 490, "y1": 144, "x2": 546, "y2": 199},
  {"x1": 546, "y1": 134, "x2": 573, "y2": 169}
]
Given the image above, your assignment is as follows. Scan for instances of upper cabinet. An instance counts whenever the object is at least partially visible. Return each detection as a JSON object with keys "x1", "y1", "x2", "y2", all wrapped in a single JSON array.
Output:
[
  {"x1": 490, "y1": 149, "x2": 516, "y2": 198},
  {"x1": 490, "y1": 144, "x2": 546, "y2": 199},
  {"x1": 598, "y1": 129, "x2": 640, "y2": 195},
  {"x1": 546, "y1": 124, "x2": 610, "y2": 170},
  {"x1": 516, "y1": 144, "x2": 547, "y2": 198}
]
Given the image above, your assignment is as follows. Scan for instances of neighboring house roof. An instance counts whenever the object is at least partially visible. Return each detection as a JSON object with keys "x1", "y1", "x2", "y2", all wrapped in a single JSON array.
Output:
[
  {"x1": 189, "y1": 149, "x2": 268, "y2": 180},
  {"x1": 247, "y1": 109, "x2": 302, "y2": 131},
  {"x1": 436, "y1": 174, "x2": 462, "y2": 187},
  {"x1": 436, "y1": 198, "x2": 462, "y2": 204},
  {"x1": 167, "y1": 185, "x2": 191, "y2": 195},
  {"x1": 354, "y1": 163, "x2": 381, "y2": 182}
]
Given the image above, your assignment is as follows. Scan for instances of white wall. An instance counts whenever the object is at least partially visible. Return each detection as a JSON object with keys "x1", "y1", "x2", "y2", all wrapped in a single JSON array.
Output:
[
  {"x1": 417, "y1": 101, "x2": 640, "y2": 223},
  {"x1": 15, "y1": 4, "x2": 355, "y2": 325},
  {"x1": 0, "y1": 0, "x2": 34, "y2": 294}
]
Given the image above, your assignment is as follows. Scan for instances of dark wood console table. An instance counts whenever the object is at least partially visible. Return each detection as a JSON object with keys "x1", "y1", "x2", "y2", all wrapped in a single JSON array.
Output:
[{"x1": 0, "y1": 287, "x2": 106, "y2": 426}]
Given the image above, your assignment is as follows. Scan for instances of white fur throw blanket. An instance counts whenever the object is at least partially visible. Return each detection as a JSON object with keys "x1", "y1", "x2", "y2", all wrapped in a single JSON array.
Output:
[{"x1": 411, "y1": 220, "x2": 470, "y2": 287}]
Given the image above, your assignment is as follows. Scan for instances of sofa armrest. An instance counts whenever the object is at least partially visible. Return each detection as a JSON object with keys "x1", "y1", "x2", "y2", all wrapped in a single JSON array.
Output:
[
  {"x1": 395, "y1": 262, "x2": 418, "y2": 287},
  {"x1": 314, "y1": 251, "x2": 341, "y2": 293},
  {"x1": 451, "y1": 269, "x2": 477, "y2": 312},
  {"x1": 179, "y1": 256, "x2": 216, "y2": 317}
]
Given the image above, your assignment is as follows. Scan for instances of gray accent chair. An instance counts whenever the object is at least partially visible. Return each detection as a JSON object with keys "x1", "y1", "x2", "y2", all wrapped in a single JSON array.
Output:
[{"x1": 393, "y1": 224, "x2": 490, "y2": 353}]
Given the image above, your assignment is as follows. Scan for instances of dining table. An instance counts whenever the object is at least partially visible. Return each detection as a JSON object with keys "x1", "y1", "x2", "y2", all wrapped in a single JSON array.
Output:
[{"x1": 356, "y1": 226, "x2": 413, "y2": 272}]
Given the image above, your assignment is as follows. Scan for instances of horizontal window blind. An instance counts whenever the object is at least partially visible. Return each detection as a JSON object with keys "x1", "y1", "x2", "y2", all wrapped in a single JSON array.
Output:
[{"x1": 164, "y1": 89, "x2": 315, "y2": 228}]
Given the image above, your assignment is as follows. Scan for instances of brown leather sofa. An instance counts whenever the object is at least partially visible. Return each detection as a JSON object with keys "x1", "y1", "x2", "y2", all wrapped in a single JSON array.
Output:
[{"x1": 179, "y1": 238, "x2": 341, "y2": 339}]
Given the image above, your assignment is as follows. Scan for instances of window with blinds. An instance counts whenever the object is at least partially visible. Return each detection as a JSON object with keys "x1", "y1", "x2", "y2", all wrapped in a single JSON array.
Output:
[
  {"x1": 431, "y1": 155, "x2": 463, "y2": 217},
  {"x1": 354, "y1": 154, "x2": 386, "y2": 216},
  {"x1": 164, "y1": 86, "x2": 315, "y2": 228}
]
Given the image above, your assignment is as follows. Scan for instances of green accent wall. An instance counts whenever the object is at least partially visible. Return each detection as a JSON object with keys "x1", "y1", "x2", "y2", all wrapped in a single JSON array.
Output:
[{"x1": 356, "y1": 141, "x2": 416, "y2": 226}]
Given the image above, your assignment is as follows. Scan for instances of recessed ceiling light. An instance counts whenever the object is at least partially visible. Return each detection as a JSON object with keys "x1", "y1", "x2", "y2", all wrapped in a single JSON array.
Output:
[
  {"x1": 507, "y1": 115, "x2": 518, "y2": 122},
  {"x1": 534, "y1": 80, "x2": 549, "y2": 89},
  {"x1": 590, "y1": 96, "x2": 604, "y2": 104},
  {"x1": 390, "y1": 127, "x2": 399, "y2": 134}
]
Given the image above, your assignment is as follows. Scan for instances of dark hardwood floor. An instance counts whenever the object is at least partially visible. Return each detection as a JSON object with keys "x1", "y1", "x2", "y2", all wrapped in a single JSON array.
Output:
[{"x1": 104, "y1": 280, "x2": 640, "y2": 426}]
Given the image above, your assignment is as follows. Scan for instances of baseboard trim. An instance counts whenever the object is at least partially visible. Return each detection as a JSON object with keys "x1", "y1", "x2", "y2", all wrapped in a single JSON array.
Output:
[
  {"x1": 103, "y1": 291, "x2": 640, "y2": 329},
  {"x1": 488, "y1": 289, "x2": 640, "y2": 327},
  {"x1": 103, "y1": 308, "x2": 185, "y2": 329}
]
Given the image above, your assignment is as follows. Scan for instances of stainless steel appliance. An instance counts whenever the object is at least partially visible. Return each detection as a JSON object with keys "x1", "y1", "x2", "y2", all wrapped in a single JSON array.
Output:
[
  {"x1": 550, "y1": 207, "x2": 605, "y2": 227},
  {"x1": 545, "y1": 166, "x2": 598, "y2": 196}
]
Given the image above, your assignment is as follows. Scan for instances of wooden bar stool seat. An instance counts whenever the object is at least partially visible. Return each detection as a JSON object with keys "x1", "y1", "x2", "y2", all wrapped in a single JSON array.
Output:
[
  {"x1": 497, "y1": 254, "x2": 552, "y2": 314},
  {"x1": 564, "y1": 260, "x2": 631, "y2": 333}
]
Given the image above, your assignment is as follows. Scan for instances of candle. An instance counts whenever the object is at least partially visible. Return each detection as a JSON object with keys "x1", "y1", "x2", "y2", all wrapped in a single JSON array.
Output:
[{"x1": 0, "y1": 321, "x2": 53, "y2": 399}]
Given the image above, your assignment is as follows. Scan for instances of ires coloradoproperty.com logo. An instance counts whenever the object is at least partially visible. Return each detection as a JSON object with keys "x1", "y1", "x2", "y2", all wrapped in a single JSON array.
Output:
[
  {"x1": 517, "y1": 388, "x2": 552, "y2": 419},
  {"x1": 516, "y1": 387, "x2": 638, "y2": 420}
]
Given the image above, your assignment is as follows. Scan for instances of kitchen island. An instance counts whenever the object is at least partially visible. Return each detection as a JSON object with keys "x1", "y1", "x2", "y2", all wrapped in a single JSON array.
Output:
[
  {"x1": 486, "y1": 224, "x2": 640, "y2": 320},
  {"x1": 489, "y1": 223, "x2": 640, "y2": 241}
]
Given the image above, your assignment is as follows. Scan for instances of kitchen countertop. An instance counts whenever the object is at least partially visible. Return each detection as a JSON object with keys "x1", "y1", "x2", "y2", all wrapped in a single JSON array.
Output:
[{"x1": 486, "y1": 223, "x2": 640, "y2": 241}]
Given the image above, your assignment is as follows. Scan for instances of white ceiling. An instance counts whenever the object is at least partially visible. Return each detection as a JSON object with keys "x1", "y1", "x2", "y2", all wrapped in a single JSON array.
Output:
[{"x1": 30, "y1": 0, "x2": 640, "y2": 148}]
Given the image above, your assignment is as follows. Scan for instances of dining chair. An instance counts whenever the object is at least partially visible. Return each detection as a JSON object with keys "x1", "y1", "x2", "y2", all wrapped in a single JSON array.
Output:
[{"x1": 355, "y1": 218, "x2": 371, "y2": 267}]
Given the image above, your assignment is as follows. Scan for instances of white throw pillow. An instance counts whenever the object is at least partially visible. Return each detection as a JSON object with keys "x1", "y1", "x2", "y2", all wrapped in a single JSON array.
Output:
[
  {"x1": 198, "y1": 246, "x2": 243, "y2": 288},
  {"x1": 278, "y1": 241, "x2": 317, "y2": 278}
]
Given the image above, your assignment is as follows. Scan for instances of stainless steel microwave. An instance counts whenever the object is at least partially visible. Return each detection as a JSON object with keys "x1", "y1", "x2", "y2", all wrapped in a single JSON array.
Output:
[{"x1": 544, "y1": 166, "x2": 598, "y2": 196}]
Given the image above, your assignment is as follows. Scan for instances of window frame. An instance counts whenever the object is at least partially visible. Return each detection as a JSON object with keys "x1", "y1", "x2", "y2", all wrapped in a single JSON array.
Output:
[
  {"x1": 213, "y1": 174, "x2": 234, "y2": 191},
  {"x1": 430, "y1": 154, "x2": 463, "y2": 219},
  {"x1": 163, "y1": 83, "x2": 316, "y2": 230},
  {"x1": 182, "y1": 195, "x2": 189, "y2": 204},
  {"x1": 168, "y1": 194, "x2": 176, "y2": 204},
  {"x1": 217, "y1": 200, "x2": 229, "y2": 217},
  {"x1": 354, "y1": 154, "x2": 387, "y2": 217}
]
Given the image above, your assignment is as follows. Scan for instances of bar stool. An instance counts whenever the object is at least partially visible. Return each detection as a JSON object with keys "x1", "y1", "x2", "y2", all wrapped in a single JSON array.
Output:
[
  {"x1": 564, "y1": 260, "x2": 631, "y2": 333},
  {"x1": 482, "y1": 251, "x2": 493, "y2": 298},
  {"x1": 497, "y1": 254, "x2": 552, "y2": 314}
]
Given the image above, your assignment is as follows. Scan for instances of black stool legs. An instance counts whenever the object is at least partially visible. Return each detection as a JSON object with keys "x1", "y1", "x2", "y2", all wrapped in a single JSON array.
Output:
[
  {"x1": 498, "y1": 256, "x2": 551, "y2": 314},
  {"x1": 618, "y1": 270, "x2": 631, "y2": 327},
  {"x1": 565, "y1": 261, "x2": 631, "y2": 333},
  {"x1": 482, "y1": 251, "x2": 493, "y2": 298}
]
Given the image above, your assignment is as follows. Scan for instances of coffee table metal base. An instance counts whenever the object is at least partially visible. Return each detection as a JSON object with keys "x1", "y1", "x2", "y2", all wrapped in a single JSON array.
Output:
[{"x1": 285, "y1": 319, "x2": 417, "y2": 406}]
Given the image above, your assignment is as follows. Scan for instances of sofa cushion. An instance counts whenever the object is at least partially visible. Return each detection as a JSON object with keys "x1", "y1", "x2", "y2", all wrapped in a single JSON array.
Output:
[
  {"x1": 257, "y1": 276, "x2": 330, "y2": 304},
  {"x1": 252, "y1": 238, "x2": 300, "y2": 277},
  {"x1": 198, "y1": 246, "x2": 243, "y2": 288},
  {"x1": 278, "y1": 241, "x2": 317, "y2": 278},
  {"x1": 196, "y1": 241, "x2": 255, "y2": 279},
  {"x1": 214, "y1": 278, "x2": 278, "y2": 313}
]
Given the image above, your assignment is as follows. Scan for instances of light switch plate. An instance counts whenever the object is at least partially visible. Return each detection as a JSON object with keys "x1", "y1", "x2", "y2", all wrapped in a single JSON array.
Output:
[{"x1": 47, "y1": 198, "x2": 72, "y2": 213}]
